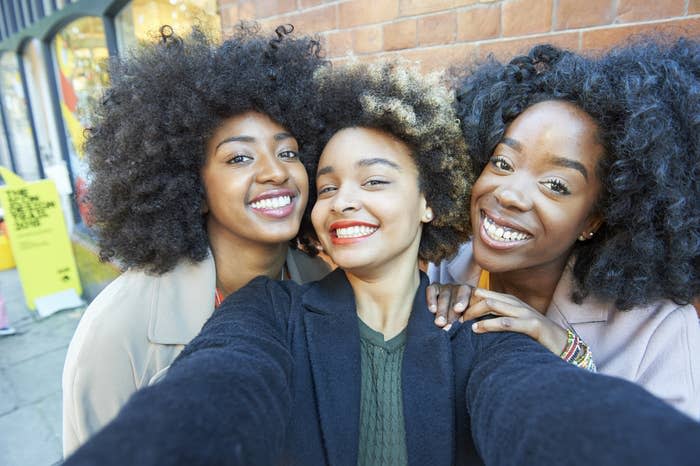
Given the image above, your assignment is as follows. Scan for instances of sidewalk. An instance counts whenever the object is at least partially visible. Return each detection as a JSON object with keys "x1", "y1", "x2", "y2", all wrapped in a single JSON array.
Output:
[{"x1": 0, "y1": 267, "x2": 85, "y2": 466}]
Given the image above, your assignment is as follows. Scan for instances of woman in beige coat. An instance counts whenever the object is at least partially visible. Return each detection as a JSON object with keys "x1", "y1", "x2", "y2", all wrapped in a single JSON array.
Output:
[
  {"x1": 61, "y1": 25, "x2": 331, "y2": 456},
  {"x1": 429, "y1": 39, "x2": 700, "y2": 418}
]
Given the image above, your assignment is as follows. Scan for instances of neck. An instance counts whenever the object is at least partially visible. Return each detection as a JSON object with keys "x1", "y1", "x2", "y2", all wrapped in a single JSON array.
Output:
[
  {"x1": 346, "y1": 255, "x2": 421, "y2": 340},
  {"x1": 208, "y1": 225, "x2": 289, "y2": 299},
  {"x1": 488, "y1": 256, "x2": 569, "y2": 314}
]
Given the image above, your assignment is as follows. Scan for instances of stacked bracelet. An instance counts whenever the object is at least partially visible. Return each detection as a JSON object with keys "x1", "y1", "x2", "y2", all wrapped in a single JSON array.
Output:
[{"x1": 559, "y1": 328, "x2": 597, "y2": 372}]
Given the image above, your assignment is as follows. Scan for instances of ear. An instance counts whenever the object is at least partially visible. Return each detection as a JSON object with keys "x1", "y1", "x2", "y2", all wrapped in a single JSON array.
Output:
[
  {"x1": 422, "y1": 206, "x2": 434, "y2": 224},
  {"x1": 578, "y1": 213, "x2": 603, "y2": 241}
]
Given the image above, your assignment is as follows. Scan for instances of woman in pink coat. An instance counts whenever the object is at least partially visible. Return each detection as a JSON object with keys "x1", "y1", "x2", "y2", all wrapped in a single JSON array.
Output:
[{"x1": 429, "y1": 38, "x2": 700, "y2": 418}]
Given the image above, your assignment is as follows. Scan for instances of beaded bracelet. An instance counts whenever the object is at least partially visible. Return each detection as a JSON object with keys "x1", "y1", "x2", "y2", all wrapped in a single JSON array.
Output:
[{"x1": 559, "y1": 328, "x2": 597, "y2": 372}]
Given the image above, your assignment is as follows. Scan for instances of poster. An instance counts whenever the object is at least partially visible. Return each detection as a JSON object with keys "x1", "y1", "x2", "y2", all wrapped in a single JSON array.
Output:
[{"x1": 0, "y1": 167, "x2": 82, "y2": 314}]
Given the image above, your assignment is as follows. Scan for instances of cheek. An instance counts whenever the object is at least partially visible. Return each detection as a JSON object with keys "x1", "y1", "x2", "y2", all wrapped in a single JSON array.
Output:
[
  {"x1": 291, "y1": 164, "x2": 310, "y2": 201},
  {"x1": 310, "y1": 202, "x2": 326, "y2": 238}
]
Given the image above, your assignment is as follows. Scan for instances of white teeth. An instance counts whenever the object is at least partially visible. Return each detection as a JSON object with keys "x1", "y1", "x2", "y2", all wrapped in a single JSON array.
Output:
[
  {"x1": 483, "y1": 215, "x2": 530, "y2": 242},
  {"x1": 250, "y1": 195, "x2": 292, "y2": 210},
  {"x1": 335, "y1": 225, "x2": 377, "y2": 238}
]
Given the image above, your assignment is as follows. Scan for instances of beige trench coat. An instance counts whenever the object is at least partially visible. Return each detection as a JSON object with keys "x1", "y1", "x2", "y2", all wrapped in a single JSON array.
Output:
[{"x1": 62, "y1": 249, "x2": 331, "y2": 456}]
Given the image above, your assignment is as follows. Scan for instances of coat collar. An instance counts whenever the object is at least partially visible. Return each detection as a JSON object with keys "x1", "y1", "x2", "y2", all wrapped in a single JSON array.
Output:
[
  {"x1": 442, "y1": 241, "x2": 612, "y2": 325},
  {"x1": 147, "y1": 253, "x2": 217, "y2": 345},
  {"x1": 301, "y1": 269, "x2": 455, "y2": 466}
]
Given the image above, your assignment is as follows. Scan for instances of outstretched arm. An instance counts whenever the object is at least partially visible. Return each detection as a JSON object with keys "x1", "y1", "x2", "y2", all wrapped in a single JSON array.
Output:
[
  {"x1": 65, "y1": 277, "x2": 294, "y2": 466},
  {"x1": 464, "y1": 329, "x2": 700, "y2": 466}
]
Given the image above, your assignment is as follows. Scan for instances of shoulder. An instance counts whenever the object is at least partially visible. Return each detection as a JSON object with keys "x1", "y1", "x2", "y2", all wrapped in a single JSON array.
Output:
[
  {"x1": 286, "y1": 248, "x2": 333, "y2": 284},
  {"x1": 427, "y1": 241, "x2": 479, "y2": 285}
]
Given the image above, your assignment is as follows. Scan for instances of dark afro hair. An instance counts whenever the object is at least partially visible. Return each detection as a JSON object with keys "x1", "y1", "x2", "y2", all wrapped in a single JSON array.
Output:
[
  {"x1": 86, "y1": 23, "x2": 326, "y2": 274},
  {"x1": 310, "y1": 62, "x2": 474, "y2": 263},
  {"x1": 454, "y1": 37, "x2": 700, "y2": 309}
]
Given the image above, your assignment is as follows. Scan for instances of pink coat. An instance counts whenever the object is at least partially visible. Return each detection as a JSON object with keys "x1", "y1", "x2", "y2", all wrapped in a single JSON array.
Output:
[{"x1": 428, "y1": 242, "x2": 700, "y2": 419}]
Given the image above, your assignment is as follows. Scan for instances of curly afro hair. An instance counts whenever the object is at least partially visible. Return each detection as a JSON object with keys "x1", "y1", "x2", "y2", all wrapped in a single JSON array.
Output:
[
  {"x1": 85, "y1": 23, "x2": 326, "y2": 274},
  {"x1": 310, "y1": 62, "x2": 474, "y2": 263},
  {"x1": 454, "y1": 37, "x2": 700, "y2": 309}
]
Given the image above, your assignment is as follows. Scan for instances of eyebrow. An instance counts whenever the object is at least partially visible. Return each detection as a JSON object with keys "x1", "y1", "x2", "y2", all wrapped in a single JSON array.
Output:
[
  {"x1": 316, "y1": 157, "x2": 402, "y2": 177},
  {"x1": 549, "y1": 156, "x2": 589, "y2": 180},
  {"x1": 502, "y1": 137, "x2": 523, "y2": 152},
  {"x1": 215, "y1": 132, "x2": 294, "y2": 151},
  {"x1": 502, "y1": 137, "x2": 589, "y2": 180}
]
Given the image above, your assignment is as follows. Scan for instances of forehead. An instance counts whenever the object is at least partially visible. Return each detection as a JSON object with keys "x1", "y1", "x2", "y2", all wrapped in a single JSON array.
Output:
[
  {"x1": 318, "y1": 127, "x2": 416, "y2": 170},
  {"x1": 213, "y1": 111, "x2": 291, "y2": 139},
  {"x1": 504, "y1": 100, "x2": 603, "y2": 162}
]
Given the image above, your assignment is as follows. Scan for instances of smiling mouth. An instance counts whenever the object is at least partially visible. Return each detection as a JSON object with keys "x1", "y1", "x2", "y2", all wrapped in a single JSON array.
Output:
[
  {"x1": 482, "y1": 213, "x2": 532, "y2": 242},
  {"x1": 250, "y1": 195, "x2": 293, "y2": 210},
  {"x1": 334, "y1": 225, "x2": 378, "y2": 239}
]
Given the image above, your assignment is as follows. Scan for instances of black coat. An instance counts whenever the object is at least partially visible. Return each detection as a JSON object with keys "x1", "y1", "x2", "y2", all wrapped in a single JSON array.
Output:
[{"x1": 66, "y1": 269, "x2": 700, "y2": 465}]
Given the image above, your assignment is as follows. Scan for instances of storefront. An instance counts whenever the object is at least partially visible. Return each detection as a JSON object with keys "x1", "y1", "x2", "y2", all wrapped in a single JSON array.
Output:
[{"x1": 0, "y1": 0, "x2": 221, "y2": 297}]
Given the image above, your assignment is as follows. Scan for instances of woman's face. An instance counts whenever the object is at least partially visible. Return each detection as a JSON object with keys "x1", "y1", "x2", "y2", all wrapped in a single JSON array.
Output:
[
  {"x1": 311, "y1": 127, "x2": 432, "y2": 276},
  {"x1": 201, "y1": 111, "x2": 308, "y2": 247},
  {"x1": 470, "y1": 100, "x2": 603, "y2": 275}
]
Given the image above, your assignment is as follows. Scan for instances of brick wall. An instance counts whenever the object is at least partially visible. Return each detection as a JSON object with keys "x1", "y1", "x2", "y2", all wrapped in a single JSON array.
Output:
[{"x1": 218, "y1": 0, "x2": 699, "y2": 71}]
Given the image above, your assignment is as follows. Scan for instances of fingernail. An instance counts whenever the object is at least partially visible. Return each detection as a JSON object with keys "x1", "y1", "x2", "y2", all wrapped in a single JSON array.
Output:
[
  {"x1": 429, "y1": 304, "x2": 437, "y2": 312},
  {"x1": 471, "y1": 322, "x2": 479, "y2": 332},
  {"x1": 443, "y1": 324, "x2": 452, "y2": 331},
  {"x1": 436, "y1": 316, "x2": 446, "y2": 325},
  {"x1": 454, "y1": 303, "x2": 466, "y2": 312}
]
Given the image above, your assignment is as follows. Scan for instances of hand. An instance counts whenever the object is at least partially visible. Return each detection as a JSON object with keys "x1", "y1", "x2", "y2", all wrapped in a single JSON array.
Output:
[
  {"x1": 463, "y1": 288, "x2": 568, "y2": 355},
  {"x1": 426, "y1": 283, "x2": 474, "y2": 331}
]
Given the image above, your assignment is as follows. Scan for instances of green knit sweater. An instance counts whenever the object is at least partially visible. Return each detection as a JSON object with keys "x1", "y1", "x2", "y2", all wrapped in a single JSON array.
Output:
[{"x1": 357, "y1": 317, "x2": 408, "y2": 466}]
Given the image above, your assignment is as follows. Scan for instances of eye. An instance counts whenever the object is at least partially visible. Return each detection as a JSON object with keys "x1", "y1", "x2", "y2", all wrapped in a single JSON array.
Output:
[
  {"x1": 490, "y1": 156, "x2": 513, "y2": 172},
  {"x1": 362, "y1": 178, "x2": 390, "y2": 188},
  {"x1": 317, "y1": 185, "x2": 337, "y2": 196},
  {"x1": 228, "y1": 154, "x2": 252, "y2": 164},
  {"x1": 541, "y1": 178, "x2": 571, "y2": 195},
  {"x1": 278, "y1": 150, "x2": 299, "y2": 160}
]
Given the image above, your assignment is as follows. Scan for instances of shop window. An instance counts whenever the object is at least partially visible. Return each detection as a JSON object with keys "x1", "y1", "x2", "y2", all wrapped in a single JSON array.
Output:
[
  {"x1": 0, "y1": 52, "x2": 40, "y2": 180},
  {"x1": 52, "y1": 17, "x2": 109, "y2": 223},
  {"x1": 115, "y1": 0, "x2": 221, "y2": 53}
]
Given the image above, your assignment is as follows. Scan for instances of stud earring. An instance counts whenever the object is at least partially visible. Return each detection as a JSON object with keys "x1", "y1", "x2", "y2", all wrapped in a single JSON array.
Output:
[
  {"x1": 578, "y1": 231, "x2": 595, "y2": 241},
  {"x1": 424, "y1": 210, "x2": 434, "y2": 222}
]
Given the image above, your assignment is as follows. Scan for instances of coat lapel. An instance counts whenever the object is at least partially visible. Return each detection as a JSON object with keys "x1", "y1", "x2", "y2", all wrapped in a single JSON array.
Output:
[
  {"x1": 302, "y1": 270, "x2": 361, "y2": 466},
  {"x1": 402, "y1": 274, "x2": 455, "y2": 466}
]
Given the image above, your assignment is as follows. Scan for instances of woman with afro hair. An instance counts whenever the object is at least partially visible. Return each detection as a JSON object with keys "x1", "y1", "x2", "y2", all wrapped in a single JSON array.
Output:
[
  {"x1": 64, "y1": 60, "x2": 700, "y2": 466},
  {"x1": 428, "y1": 37, "x2": 700, "y2": 418},
  {"x1": 61, "y1": 24, "x2": 332, "y2": 455}
]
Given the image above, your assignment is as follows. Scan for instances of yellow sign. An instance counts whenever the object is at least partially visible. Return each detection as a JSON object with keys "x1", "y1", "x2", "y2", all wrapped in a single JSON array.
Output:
[{"x1": 0, "y1": 167, "x2": 82, "y2": 311}]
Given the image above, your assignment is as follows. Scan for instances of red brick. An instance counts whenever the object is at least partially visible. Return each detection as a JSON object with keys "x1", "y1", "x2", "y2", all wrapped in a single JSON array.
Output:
[
  {"x1": 353, "y1": 25, "x2": 383, "y2": 54},
  {"x1": 582, "y1": 17, "x2": 700, "y2": 52},
  {"x1": 383, "y1": 19, "x2": 417, "y2": 51},
  {"x1": 238, "y1": 1, "x2": 256, "y2": 20},
  {"x1": 418, "y1": 12, "x2": 456, "y2": 46},
  {"x1": 691, "y1": 0, "x2": 700, "y2": 14},
  {"x1": 502, "y1": 0, "x2": 553, "y2": 37},
  {"x1": 255, "y1": 0, "x2": 297, "y2": 18},
  {"x1": 555, "y1": 0, "x2": 614, "y2": 30},
  {"x1": 339, "y1": 0, "x2": 399, "y2": 28},
  {"x1": 385, "y1": 43, "x2": 478, "y2": 73},
  {"x1": 221, "y1": 4, "x2": 239, "y2": 25},
  {"x1": 477, "y1": 32, "x2": 580, "y2": 61},
  {"x1": 324, "y1": 30, "x2": 354, "y2": 58},
  {"x1": 616, "y1": 0, "x2": 685, "y2": 23},
  {"x1": 454, "y1": 0, "x2": 479, "y2": 6},
  {"x1": 299, "y1": 0, "x2": 325, "y2": 8},
  {"x1": 457, "y1": 5, "x2": 500, "y2": 41},
  {"x1": 399, "y1": 0, "x2": 453, "y2": 16},
  {"x1": 286, "y1": 4, "x2": 337, "y2": 33}
]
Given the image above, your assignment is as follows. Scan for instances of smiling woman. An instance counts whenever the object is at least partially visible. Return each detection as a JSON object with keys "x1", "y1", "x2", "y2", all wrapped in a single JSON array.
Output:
[
  {"x1": 61, "y1": 24, "x2": 331, "y2": 456},
  {"x1": 429, "y1": 38, "x2": 700, "y2": 418},
  {"x1": 63, "y1": 60, "x2": 700, "y2": 466}
]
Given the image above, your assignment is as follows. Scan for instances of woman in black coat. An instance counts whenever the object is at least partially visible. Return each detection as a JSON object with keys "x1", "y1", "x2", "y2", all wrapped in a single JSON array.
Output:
[{"x1": 65, "y1": 62, "x2": 700, "y2": 466}]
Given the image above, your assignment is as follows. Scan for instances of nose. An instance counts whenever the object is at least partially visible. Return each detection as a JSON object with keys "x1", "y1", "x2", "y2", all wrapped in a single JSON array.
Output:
[
  {"x1": 256, "y1": 153, "x2": 289, "y2": 185},
  {"x1": 331, "y1": 185, "x2": 361, "y2": 213},
  {"x1": 493, "y1": 182, "x2": 532, "y2": 211}
]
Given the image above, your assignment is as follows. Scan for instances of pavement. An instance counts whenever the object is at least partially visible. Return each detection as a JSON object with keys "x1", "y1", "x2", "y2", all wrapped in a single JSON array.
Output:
[{"x1": 0, "y1": 267, "x2": 85, "y2": 466}]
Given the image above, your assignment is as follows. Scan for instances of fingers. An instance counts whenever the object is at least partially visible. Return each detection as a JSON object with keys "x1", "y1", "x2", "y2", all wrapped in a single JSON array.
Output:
[
  {"x1": 470, "y1": 315, "x2": 537, "y2": 338},
  {"x1": 472, "y1": 287, "x2": 521, "y2": 306},
  {"x1": 426, "y1": 284, "x2": 439, "y2": 313},
  {"x1": 435, "y1": 287, "x2": 453, "y2": 327}
]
